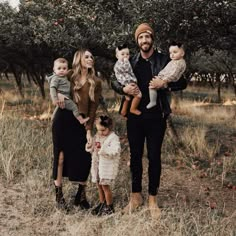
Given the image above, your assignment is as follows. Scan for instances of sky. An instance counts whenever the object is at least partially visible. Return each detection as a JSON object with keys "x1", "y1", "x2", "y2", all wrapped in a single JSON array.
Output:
[{"x1": 0, "y1": 0, "x2": 19, "y2": 8}]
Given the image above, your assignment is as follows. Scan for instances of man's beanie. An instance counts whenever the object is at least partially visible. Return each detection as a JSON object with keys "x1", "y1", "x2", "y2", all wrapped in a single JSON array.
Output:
[{"x1": 134, "y1": 23, "x2": 154, "y2": 42}]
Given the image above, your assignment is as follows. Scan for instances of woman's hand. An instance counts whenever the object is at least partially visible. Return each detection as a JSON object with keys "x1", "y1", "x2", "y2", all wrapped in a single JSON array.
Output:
[
  {"x1": 123, "y1": 83, "x2": 139, "y2": 96},
  {"x1": 57, "y1": 93, "x2": 68, "y2": 109},
  {"x1": 149, "y1": 77, "x2": 167, "y2": 89},
  {"x1": 86, "y1": 130, "x2": 92, "y2": 144},
  {"x1": 52, "y1": 99, "x2": 59, "y2": 106}
]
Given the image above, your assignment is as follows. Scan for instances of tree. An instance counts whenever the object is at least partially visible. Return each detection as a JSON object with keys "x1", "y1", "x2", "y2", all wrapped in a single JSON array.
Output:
[
  {"x1": 190, "y1": 49, "x2": 236, "y2": 101},
  {"x1": 0, "y1": 0, "x2": 235, "y2": 97}
]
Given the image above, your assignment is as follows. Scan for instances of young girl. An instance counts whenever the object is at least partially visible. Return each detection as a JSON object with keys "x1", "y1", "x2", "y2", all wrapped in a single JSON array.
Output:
[{"x1": 86, "y1": 115, "x2": 121, "y2": 215}]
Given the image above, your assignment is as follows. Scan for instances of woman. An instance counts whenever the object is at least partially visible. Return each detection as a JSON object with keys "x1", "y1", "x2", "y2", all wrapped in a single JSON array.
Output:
[{"x1": 52, "y1": 49, "x2": 102, "y2": 210}]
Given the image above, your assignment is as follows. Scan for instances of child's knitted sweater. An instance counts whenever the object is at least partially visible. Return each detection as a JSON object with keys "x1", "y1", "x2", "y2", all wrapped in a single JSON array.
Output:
[{"x1": 86, "y1": 131, "x2": 121, "y2": 183}]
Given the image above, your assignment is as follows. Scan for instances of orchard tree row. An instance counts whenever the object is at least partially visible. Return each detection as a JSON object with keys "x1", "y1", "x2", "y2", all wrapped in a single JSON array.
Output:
[{"x1": 0, "y1": 0, "x2": 235, "y2": 99}]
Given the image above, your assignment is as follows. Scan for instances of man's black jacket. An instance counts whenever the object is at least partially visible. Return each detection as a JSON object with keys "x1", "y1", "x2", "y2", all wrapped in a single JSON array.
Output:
[{"x1": 111, "y1": 50, "x2": 187, "y2": 117}]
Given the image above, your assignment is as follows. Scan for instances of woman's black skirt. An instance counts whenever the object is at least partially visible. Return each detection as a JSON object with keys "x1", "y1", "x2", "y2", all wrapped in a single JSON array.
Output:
[{"x1": 52, "y1": 108, "x2": 91, "y2": 182}]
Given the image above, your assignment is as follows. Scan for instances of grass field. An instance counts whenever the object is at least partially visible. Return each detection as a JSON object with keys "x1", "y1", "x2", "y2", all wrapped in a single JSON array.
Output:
[{"x1": 0, "y1": 78, "x2": 236, "y2": 236}]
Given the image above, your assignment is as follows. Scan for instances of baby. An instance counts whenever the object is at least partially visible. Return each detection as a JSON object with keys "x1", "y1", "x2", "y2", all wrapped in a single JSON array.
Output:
[
  {"x1": 47, "y1": 58, "x2": 89, "y2": 124},
  {"x1": 147, "y1": 42, "x2": 186, "y2": 109},
  {"x1": 114, "y1": 44, "x2": 142, "y2": 116}
]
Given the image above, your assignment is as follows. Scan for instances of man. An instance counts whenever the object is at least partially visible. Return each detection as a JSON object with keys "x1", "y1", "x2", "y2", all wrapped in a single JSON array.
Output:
[{"x1": 111, "y1": 23, "x2": 187, "y2": 218}]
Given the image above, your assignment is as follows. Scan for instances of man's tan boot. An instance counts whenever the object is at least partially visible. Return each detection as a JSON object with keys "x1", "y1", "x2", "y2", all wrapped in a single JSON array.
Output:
[
  {"x1": 123, "y1": 192, "x2": 143, "y2": 214},
  {"x1": 148, "y1": 195, "x2": 161, "y2": 219}
]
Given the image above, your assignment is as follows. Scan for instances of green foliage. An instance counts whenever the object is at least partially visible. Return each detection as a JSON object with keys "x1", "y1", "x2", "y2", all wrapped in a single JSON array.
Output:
[
  {"x1": 2, "y1": 0, "x2": 235, "y2": 55},
  {"x1": 190, "y1": 50, "x2": 236, "y2": 74},
  {"x1": 0, "y1": 0, "x2": 235, "y2": 97}
]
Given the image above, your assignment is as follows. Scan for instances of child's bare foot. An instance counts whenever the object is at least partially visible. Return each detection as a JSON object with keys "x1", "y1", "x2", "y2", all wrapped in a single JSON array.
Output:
[
  {"x1": 78, "y1": 116, "x2": 90, "y2": 125},
  {"x1": 120, "y1": 110, "x2": 127, "y2": 117},
  {"x1": 130, "y1": 109, "x2": 141, "y2": 115}
]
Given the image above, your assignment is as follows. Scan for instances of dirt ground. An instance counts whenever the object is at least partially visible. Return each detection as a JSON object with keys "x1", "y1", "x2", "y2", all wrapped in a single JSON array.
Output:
[{"x1": 1, "y1": 158, "x2": 235, "y2": 236}]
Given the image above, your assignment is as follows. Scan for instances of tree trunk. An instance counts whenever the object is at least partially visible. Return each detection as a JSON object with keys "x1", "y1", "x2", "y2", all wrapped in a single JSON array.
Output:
[
  {"x1": 11, "y1": 65, "x2": 24, "y2": 98},
  {"x1": 216, "y1": 73, "x2": 221, "y2": 103},
  {"x1": 32, "y1": 72, "x2": 46, "y2": 99},
  {"x1": 39, "y1": 74, "x2": 46, "y2": 99}
]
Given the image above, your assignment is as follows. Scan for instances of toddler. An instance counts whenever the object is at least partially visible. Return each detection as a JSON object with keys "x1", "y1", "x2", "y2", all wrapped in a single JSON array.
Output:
[{"x1": 86, "y1": 115, "x2": 121, "y2": 216}]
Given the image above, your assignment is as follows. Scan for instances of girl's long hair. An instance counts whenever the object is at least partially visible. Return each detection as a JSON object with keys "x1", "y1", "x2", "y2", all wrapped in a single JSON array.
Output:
[{"x1": 70, "y1": 49, "x2": 96, "y2": 102}]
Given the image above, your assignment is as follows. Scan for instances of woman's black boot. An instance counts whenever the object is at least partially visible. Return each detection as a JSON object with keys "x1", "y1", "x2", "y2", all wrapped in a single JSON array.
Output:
[
  {"x1": 74, "y1": 184, "x2": 83, "y2": 206},
  {"x1": 55, "y1": 184, "x2": 68, "y2": 211},
  {"x1": 74, "y1": 184, "x2": 90, "y2": 210}
]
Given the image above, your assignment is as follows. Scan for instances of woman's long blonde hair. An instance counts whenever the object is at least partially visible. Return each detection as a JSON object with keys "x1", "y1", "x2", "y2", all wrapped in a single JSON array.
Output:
[{"x1": 70, "y1": 49, "x2": 96, "y2": 102}]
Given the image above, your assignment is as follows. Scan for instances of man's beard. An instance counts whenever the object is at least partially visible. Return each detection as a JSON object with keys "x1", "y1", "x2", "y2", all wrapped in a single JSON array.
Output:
[{"x1": 139, "y1": 42, "x2": 153, "y2": 53}]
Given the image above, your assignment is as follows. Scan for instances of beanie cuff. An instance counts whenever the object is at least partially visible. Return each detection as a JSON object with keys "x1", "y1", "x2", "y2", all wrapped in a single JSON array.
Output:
[{"x1": 135, "y1": 23, "x2": 154, "y2": 41}]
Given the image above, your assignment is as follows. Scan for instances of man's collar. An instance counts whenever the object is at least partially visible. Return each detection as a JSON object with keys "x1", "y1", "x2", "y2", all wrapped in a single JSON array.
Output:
[{"x1": 139, "y1": 49, "x2": 156, "y2": 61}]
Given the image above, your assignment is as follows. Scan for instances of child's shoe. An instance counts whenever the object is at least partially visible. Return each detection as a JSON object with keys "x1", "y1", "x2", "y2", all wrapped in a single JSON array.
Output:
[
  {"x1": 101, "y1": 204, "x2": 115, "y2": 215},
  {"x1": 91, "y1": 202, "x2": 106, "y2": 216}
]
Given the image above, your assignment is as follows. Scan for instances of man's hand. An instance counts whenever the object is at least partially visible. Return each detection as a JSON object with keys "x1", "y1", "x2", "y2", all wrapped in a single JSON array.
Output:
[
  {"x1": 123, "y1": 83, "x2": 139, "y2": 96},
  {"x1": 149, "y1": 77, "x2": 167, "y2": 89}
]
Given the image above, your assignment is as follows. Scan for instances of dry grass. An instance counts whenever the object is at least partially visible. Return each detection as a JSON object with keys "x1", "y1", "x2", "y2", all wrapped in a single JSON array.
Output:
[
  {"x1": 0, "y1": 82, "x2": 236, "y2": 236},
  {"x1": 174, "y1": 100, "x2": 236, "y2": 127}
]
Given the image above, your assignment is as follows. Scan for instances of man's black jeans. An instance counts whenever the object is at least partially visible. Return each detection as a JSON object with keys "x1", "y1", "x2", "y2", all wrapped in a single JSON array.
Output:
[{"x1": 127, "y1": 115, "x2": 167, "y2": 196}]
